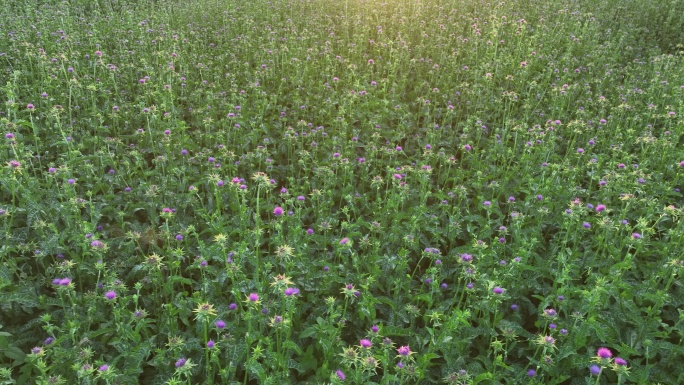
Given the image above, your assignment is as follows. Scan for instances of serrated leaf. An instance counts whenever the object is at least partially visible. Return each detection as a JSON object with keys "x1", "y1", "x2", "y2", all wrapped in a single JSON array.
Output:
[{"x1": 473, "y1": 372, "x2": 493, "y2": 384}]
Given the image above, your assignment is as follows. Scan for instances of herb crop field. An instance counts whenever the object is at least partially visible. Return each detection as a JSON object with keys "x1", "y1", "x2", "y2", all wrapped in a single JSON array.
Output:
[{"x1": 1, "y1": 0, "x2": 683, "y2": 384}]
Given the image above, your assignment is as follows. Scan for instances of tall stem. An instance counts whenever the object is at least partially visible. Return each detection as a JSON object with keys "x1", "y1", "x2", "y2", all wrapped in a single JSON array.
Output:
[{"x1": 254, "y1": 184, "x2": 261, "y2": 286}]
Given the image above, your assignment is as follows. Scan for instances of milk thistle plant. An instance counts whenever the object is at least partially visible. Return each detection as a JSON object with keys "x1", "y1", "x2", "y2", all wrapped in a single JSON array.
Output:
[{"x1": 1, "y1": 0, "x2": 684, "y2": 383}]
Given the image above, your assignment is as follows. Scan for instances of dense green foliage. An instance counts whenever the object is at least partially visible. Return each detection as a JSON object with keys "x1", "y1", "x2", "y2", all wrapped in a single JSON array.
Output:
[{"x1": 1, "y1": 0, "x2": 683, "y2": 384}]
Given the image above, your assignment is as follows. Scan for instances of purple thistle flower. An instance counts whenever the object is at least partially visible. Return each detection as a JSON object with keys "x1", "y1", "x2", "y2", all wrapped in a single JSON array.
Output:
[
  {"x1": 98, "y1": 364, "x2": 108, "y2": 371},
  {"x1": 359, "y1": 339, "x2": 372, "y2": 348},
  {"x1": 590, "y1": 365, "x2": 601, "y2": 375},
  {"x1": 397, "y1": 345, "x2": 411, "y2": 356},
  {"x1": 597, "y1": 347, "x2": 612, "y2": 359},
  {"x1": 207, "y1": 340, "x2": 215, "y2": 348},
  {"x1": 215, "y1": 320, "x2": 226, "y2": 329},
  {"x1": 493, "y1": 287, "x2": 504, "y2": 294},
  {"x1": 339, "y1": 237, "x2": 349, "y2": 245},
  {"x1": 335, "y1": 370, "x2": 345, "y2": 381},
  {"x1": 175, "y1": 358, "x2": 187, "y2": 368},
  {"x1": 104, "y1": 291, "x2": 116, "y2": 300},
  {"x1": 527, "y1": 369, "x2": 536, "y2": 377},
  {"x1": 273, "y1": 206, "x2": 283, "y2": 216},
  {"x1": 284, "y1": 287, "x2": 300, "y2": 296},
  {"x1": 614, "y1": 357, "x2": 627, "y2": 366}
]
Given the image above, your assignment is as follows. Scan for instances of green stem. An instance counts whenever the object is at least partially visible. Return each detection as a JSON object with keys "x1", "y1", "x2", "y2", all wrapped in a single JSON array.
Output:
[
  {"x1": 594, "y1": 366, "x2": 604, "y2": 385},
  {"x1": 204, "y1": 320, "x2": 212, "y2": 384},
  {"x1": 254, "y1": 184, "x2": 261, "y2": 286}
]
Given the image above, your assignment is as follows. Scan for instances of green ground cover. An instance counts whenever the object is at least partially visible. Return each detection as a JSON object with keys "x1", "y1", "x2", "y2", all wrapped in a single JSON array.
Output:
[{"x1": 1, "y1": 0, "x2": 683, "y2": 383}]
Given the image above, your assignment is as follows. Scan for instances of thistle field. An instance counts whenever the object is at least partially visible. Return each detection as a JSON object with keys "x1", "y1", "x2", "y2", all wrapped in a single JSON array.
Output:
[{"x1": 1, "y1": 0, "x2": 683, "y2": 384}]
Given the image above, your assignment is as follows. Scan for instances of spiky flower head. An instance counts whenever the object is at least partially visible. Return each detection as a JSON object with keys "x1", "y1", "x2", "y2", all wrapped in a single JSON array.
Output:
[
  {"x1": 245, "y1": 293, "x2": 260, "y2": 304},
  {"x1": 397, "y1": 345, "x2": 413, "y2": 357},
  {"x1": 596, "y1": 347, "x2": 612, "y2": 359},
  {"x1": 193, "y1": 302, "x2": 217, "y2": 319},
  {"x1": 535, "y1": 335, "x2": 556, "y2": 348},
  {"x1": 270, "y1": 274, "x2": 294, "y2": 287},
  {"x1": 276, "y1": 244, "x2": 294, "y2": 259},
  {"x1": 251, "y1": 172, "x2": 271, "y2": 187}
]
